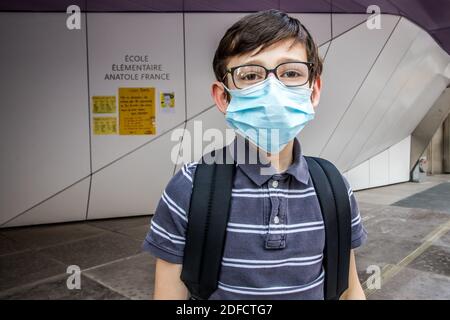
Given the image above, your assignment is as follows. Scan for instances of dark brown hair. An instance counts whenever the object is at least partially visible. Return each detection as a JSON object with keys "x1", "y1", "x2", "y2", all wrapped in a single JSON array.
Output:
[{"x1": 213, "y1": 9, "x2": 323, "y2": 86}]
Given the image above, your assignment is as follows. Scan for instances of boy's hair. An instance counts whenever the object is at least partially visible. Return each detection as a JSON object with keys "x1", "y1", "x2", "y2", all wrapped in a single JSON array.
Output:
[{"x1": 213, "y1": 9, "x2": 323, "y2": 87}]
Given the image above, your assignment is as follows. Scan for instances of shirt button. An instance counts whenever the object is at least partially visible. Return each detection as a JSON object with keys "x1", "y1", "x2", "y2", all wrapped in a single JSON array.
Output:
[
  {"x1": 271, "y1": 180, "x2": 279, "y2": 188},
  {"x1": 274, "y1": 216, "x2": 280, "y2": 224}
]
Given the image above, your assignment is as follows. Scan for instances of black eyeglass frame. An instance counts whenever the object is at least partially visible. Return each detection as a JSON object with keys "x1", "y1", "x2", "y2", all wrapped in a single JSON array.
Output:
[{"x1": 222, "y1": 61, "x2": 314, "y2": 89}]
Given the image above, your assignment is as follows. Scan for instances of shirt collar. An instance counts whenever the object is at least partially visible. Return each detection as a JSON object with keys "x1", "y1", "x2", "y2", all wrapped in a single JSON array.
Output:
[{"x1": 227, "y1": 135, "x2": 310, "y2": 187}]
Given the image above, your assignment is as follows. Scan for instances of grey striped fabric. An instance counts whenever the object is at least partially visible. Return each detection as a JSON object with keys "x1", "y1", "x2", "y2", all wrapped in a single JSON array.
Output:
[{"x1": 142, "y1": 137, "x2": 367, "y2": 300}]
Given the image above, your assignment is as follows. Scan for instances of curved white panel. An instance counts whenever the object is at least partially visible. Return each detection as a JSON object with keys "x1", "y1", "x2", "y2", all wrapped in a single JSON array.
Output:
[
  {"x1": 352, "y1": 29, "x2": 450, "y2": 167},
  {"x1": 332, "y1": 14, "x2": 368, "y2": 39},
  {"x1": 88, "y1": 13, "x2": 186, "y2": 171},
  {"x1": 87, "y1": 126, "x2": 184, "y2": 220},
  {"x1": 289, "y1": 14, "x2": 331, "y2": 46},
  {"x1": 319, "y1": 41, "x2": 330, "y2": 57},
  {"x1": 321, "y1": 17, "x2": 420, "y2": 170},
  {"x1": 0, "y1": 13, "x2": 90, "y2": 225},
  {"x1": 298, "y1": 15, "x2": 400, "y2": 157}
]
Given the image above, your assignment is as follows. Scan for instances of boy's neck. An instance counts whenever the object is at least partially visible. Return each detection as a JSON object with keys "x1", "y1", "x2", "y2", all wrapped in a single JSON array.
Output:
[{"x1": 263, "y1": 140, "x2": 294, "y2": 174}]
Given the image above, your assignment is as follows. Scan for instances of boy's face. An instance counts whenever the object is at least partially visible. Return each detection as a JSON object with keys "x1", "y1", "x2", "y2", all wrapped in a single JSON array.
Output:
[{"x1": 211, "y1": 38, "x2": 322, "y2": 114}]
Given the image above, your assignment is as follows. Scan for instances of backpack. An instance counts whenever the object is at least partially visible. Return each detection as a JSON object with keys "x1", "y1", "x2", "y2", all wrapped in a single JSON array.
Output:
[{"x1": 180, "y1": 147, "x2": 352, "y2": 300}]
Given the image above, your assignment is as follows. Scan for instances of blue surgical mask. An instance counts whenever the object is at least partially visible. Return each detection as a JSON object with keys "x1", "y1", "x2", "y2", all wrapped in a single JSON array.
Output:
[{"x1": 223, "y1": 76, "x2": 315, "y2": 154}]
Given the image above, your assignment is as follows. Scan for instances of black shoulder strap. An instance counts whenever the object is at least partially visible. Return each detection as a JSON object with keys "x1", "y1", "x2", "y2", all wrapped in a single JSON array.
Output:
[
  {"x1": 304, "y1": 156, "x2": 352, "y2": 300},
  {"x1": 180, "y1": 148, "x2": 235, "y2": 300}
]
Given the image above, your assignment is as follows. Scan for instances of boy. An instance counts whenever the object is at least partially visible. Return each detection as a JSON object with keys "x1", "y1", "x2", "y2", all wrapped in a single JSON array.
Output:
[{"x1": 142, "y1": 9, "x2": 367, "y2": 300}]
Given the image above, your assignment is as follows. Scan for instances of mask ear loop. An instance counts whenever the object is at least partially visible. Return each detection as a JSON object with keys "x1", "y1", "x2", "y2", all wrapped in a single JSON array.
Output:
[
  {"x1": 221, "y1": 70, "x2": 233, "y2": 103},
  {"x1": 221, "y1": 82, "x2": 231, "y2": 92},
  {"x1": 221, "y1": 82, "x2": 232, "y2": 103}
]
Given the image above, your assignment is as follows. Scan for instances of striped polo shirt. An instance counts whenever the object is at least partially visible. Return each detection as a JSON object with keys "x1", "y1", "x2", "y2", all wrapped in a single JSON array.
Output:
[{"x1": 142, "y1": 137, "x2": 367, "y2": 300}]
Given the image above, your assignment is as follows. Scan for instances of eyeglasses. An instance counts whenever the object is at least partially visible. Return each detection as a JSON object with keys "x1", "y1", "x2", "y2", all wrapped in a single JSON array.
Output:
[{"x1": 222, "y1": 61, "x2": 314, "y2": 89}]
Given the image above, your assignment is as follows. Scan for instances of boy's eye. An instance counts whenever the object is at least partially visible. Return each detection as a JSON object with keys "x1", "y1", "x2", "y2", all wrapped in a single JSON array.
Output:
[
  {"x1": 239, "y1": 72, "x2": 264, "y2": 81},
  {"x1": 280, "y1": 70, "x2": 303, "y2": 78}
]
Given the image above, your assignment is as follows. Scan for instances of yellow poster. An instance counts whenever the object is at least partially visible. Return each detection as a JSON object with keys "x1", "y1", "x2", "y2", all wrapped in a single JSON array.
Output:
[
  {"x1": 93, "y1": 117, "x2": 117, "y2": 135},
  {"x1": 92, "y1": 96, "x2": 116, "y2": 113},
  {"x1": 119, "y1": 87, "x2": 156, "y2": 135}
]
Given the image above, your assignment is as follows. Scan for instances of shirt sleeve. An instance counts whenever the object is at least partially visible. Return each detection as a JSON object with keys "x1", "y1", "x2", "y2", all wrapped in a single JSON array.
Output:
[
  {"x1": 342, "y1": 175, "x2": 368, "y2": 249},
  {"x1": 141, "y1": 162, "x2": 198, "y2": 264}
]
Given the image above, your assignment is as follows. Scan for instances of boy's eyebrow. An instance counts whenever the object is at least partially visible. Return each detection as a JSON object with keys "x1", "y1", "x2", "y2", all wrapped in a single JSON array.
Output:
[
  {"x1": 275, "y1": 57, "x2": 307, "y2": 64},
  {"x1": 239, "y1": 59, "x2": 265, "y2": 66},
  {"x1": 238, "y1": 57, "x2": 307, "y2": 68}
]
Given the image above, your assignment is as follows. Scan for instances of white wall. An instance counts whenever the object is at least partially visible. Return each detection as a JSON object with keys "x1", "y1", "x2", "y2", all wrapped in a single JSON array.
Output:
[
  {"x1": 344, "y1": 136, "x2": 412, "y2": 190},
  {"x1": 0, "y1": 13, "x2": 90, "y2": 227},
  {"x1": 0, "y1": 12, "x2": 449, "y2": 227}
]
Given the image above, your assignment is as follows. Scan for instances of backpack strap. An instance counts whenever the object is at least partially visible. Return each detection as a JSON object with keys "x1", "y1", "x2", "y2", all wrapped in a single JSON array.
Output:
[
  {"x1": 304, "y1": 156, "x2": 352, "y2": 300},
  {"x1": 180, "y1": 148, "x2": 235, "y2": 300}
]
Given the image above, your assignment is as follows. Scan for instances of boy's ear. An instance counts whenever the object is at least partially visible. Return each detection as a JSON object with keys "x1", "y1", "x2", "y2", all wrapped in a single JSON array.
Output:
[
  {"x1": 211, "y1": 81, "x2": 229, "y2": 114},
  {"x1": 310, "y1": 75, "x2": 322, "y2": 108}
]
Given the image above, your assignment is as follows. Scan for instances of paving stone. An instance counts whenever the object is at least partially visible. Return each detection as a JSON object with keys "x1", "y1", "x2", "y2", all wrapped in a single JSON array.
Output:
[
  {"x1": 85, "y1": 253, "x2": 156, "y2": 300},
  {"x1": 38, "y1": 232, "x2": 142, "y2": 269},
  {"x1": 0, "y1": 274, "x2": 127, "y2": 300},
  {"x1": 0, "y1": 223, "x2": 104, "y2": 250},
  {"x1": 0, "y1": 234, "x2": 27, "y2": 256},
  {"x1": 117, "y1": 224, "x2": 150, "y2": 242},
  {"x1": 408, "y1": 245, "x2": 450, "y2": 277},
  {"x1": 368, "y1": 267, "x2": 450, "y2": 300},
  {"x1": 393, "y1": 182, "x2": 450, "y2": 214},
  {"x1": 88, "y1": 216, "x2": 151, "y2": 232},
  {"x1": 0, "y1": 250, "x2": 66, "y2": 292}
]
